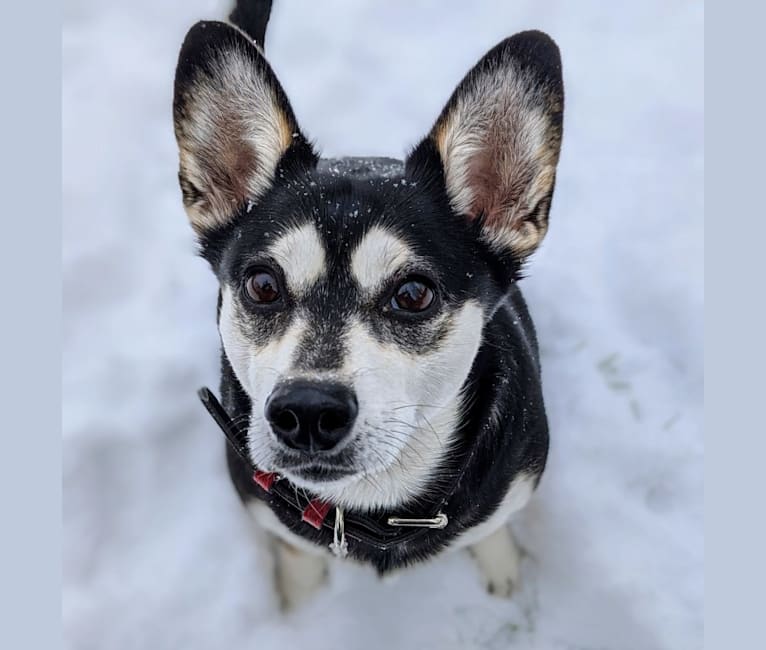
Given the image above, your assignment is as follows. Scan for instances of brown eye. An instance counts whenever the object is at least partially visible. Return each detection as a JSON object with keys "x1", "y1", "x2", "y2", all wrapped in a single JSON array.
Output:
[
  {"x1": 246, "y1": 269, "x2": 281, "y2": 304},
  {"x1": 391, "y1": 279, "x2": 435, "y2": 313}
]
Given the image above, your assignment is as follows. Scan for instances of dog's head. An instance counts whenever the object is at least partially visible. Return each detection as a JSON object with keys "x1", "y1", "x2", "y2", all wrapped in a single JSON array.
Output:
[{"x1": 173, "y1": 22, "x2": 563, "y2": 510}]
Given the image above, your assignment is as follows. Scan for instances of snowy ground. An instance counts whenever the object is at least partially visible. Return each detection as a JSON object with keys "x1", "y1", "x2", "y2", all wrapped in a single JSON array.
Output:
[{"x1": 63, "y1": 1, "x2": 703, "y2": 648}]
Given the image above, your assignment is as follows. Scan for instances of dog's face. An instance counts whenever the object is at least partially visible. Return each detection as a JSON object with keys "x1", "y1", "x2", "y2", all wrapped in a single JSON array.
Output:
[
  {"x1": 213, "y1": 169, "x2": 488, "y2": 510},
  {"x1": 174, "y1": 23, "x2": 563, "y2": 510}
]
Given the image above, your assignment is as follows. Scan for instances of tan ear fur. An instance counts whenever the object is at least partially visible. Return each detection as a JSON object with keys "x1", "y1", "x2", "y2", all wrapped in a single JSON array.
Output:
[{"x1": 430, "y1": 31, "x2": 564, "y2": 257}]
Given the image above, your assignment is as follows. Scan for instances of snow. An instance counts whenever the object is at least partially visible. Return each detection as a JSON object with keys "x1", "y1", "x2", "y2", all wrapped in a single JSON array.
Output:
[{"x1": 63, "y1": 1, "x2": 703, "y2": 649}]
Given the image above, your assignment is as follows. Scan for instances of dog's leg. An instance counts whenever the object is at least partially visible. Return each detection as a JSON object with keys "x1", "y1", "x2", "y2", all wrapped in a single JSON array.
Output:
[
  {"x1": 468, "y1": 524, "x2": 520, "y2": 598},
  {"x1": 273, "y1": 538, "x2": 328, "y2": 611}
]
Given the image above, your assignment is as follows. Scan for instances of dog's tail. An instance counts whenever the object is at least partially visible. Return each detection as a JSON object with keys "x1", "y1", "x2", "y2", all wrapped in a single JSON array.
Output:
[{"x1": 228, "y1": 0, "x2": 273, "y2": 49}]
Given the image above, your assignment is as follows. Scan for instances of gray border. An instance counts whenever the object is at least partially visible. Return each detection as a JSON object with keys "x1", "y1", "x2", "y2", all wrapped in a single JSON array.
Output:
[
  {"x1": 0, "y1": 0, "x2": 61, "y2": 647},
  {"x1": 706, "y1": 1, "x2": 764, "y2": 648}
]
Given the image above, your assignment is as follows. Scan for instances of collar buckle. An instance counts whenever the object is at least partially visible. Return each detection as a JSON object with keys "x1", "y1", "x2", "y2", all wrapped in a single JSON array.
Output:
[{"x1": 386, "y1": 513, "x2": 449, "y2": 529}]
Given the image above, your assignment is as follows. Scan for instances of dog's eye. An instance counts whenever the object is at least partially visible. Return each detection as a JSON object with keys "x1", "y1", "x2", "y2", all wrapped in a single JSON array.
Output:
[
  {"x1": 391, "y1": 278, "x2": 435, "y2": 313},
  {"x1": 245, "y1": 269, "x2": 281, "y2": 304}
]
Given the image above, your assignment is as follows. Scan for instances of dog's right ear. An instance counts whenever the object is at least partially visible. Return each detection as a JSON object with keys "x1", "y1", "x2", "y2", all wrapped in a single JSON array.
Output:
[{"x1": 173, "y1": 21, "x2": 316, "y2": 234}]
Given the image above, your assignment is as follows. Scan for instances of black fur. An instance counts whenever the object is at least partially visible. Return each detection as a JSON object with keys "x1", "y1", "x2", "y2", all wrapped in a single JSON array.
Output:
[
  {"x1": 214, "y1": 158, "x2": 549, "y2": 572},
  {"x1": 175, "y1": 3, "x2": 562, "y2": 573}
]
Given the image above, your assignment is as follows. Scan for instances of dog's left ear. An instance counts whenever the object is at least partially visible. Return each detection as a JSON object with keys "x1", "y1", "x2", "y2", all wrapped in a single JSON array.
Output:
[
  {"x1": 173, "y1": 21, "x2": 316, "y2": 234},
  {"x1": 406, "y1": 31, "x2": 564, "y2": 258}
]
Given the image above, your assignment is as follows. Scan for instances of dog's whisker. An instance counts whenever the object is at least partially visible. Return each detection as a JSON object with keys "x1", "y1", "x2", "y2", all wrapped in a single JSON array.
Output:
[{"x1": 390, "y1": 402, "x2": 451, "y2": 412}]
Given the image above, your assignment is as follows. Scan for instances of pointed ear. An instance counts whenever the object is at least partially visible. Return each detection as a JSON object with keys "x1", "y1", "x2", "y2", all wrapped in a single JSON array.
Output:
[
  {"x1": 173, "y1": 21, "x2": 317, "y2": 234},
  {"x1": 407, "y1": 31, "x2": 564, "y2": 258}
]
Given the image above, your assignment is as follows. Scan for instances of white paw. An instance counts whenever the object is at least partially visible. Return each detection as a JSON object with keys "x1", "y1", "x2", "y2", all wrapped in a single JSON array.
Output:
[
  {"x1": 274, "y1": 540, "x2": 328, "y2": 611},
  {"x1": 469, "y1": 524, "x2": 521, "y2": 599},
  {"x1": 485, "y1": 569, "x2": 518, "y2": 598}
]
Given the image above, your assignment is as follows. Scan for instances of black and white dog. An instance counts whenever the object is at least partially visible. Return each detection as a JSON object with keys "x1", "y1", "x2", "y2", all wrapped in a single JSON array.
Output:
[{"x1": 173, "y1": 0, "x2": 563, "y2": 609}]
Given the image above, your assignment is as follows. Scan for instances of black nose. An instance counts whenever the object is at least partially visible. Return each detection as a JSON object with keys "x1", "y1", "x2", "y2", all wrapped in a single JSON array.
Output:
[{"x1": 265, "y1": 380, "x2": 358, "y2": 452}]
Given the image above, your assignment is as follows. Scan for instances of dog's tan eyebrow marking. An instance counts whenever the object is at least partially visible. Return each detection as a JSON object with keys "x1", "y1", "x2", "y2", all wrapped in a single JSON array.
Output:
[
  {"x1": 267, "y1": 223, "x2": 326, "y2": 293},
  {"x1": 351, "y1": 226, "x2": 416, "y2": 292}
]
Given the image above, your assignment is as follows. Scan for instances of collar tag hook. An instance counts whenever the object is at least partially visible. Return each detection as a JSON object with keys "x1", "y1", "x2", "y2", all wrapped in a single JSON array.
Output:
[{"x1": 329, "y1": 507, "x2": 348, "y2": 558}]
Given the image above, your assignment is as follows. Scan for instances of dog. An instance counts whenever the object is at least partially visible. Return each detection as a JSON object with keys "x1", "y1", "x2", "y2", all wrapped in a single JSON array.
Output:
[{"x1": 173, "y1": 0, "x2": 563, "y2": 610}]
